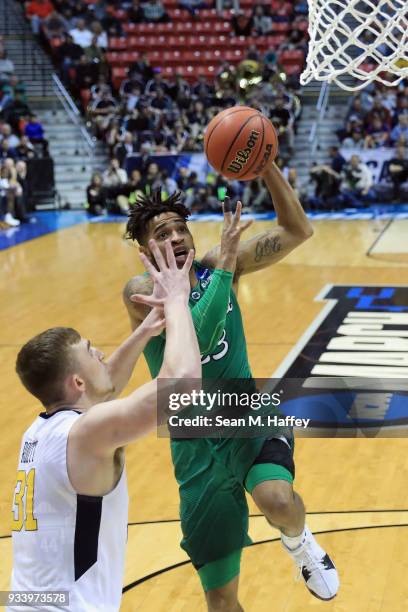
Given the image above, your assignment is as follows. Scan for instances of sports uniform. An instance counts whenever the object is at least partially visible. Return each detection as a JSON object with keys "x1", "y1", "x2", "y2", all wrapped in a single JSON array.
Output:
[
  {"x1": 10, "y1": 408, "x2": 128, "y2": 612},
  {"x1": 144, "y1": 262, "x2": 294, "y2": 590}
]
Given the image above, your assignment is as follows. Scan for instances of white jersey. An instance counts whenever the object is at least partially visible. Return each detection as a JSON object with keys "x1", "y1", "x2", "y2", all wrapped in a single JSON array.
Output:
[{"x1": 9, "y1": 408, "x2": 128, "y2": 612}]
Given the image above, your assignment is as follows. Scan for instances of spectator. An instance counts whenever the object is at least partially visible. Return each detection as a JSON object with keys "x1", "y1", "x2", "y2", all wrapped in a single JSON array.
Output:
[
  {"x1": 25, "y1": 0, "x2": 54, "y2": 34},
  {"x1": 15, "y1": 160, "x2": 31, "y2": 221},
  {"x1": 216, "y1": 0, "x2": 240, "y2": 15},
  {"x1": 15, "y1": 136, "x2": 36, "y2": 160},
  {"x1": 192, "y1": 75, "x2": 214, "y2": 105},
  {"x1": 269, "y1": 96, "x2": 294, "y2": 152},
  {"x1": 387, "y1": 145, "x2": 408, "y2": 201},
  {"x1": 242, "y1": 177, "x2": 270, "y2": 211},
  {"x1": 57, "y1": 34, "x2": 83, "y2": 81},
  {"x1": 75, "y1": 54, "x2": 99, "y2": 92},
  {"x1": 161, "y1": 169, "x2": 178, "y2": 196},
  {"x1": 24, "y1": 114, "x2": 49, "y2": 156},
  {"x1": 0, "y1": 164, "x2": 21, "y2": 226},
  {"x1": 102, "y1": 158, "x2": 129, "y2": 213},
  {"x1": 142, "y1": 0, "x2": 170, "y2": 23},
  {"x1": 86, "y1": 171, "x2": 106, "y2": 215},
  {"x1": 231, "y1": 10, "x2": 253, "y2": 36},
  {"x1": 2, "y1": 93, "x2": 31, "y2": 132},
  {"x1": 0, "y1": 50, "x2": 15, "y2": 80},
  {"x1": 127, "y1": 0, "x2": 144, "y2": 23},
  {"x1": 89, "y1": 89, "x2": 118, "y2": 135},
  {"x1": 114, "y1": 131, "x2": 138, "y2": 167},
  {"x1": 308, "y1": 163, "x2": 342, "y2": 210},
  {"x1": 390, "y1": 114, "x2": 408, "y2": 146},
  {"x1": 365, "y1": 97, "x2": 392, "y2": 131},
  {"x1": 150, "y1": 88, "x2": 173, "y2": 112},
  {"x1": 328, "y1": 146, "x2": 346, "y2": 173},
  {"x1": 90, "y1": 21, "x2": 108, "y2": 50},
  {"x1": 145, "y1": 70, "x2": 170, "y2": 96},
  {"x1": 84, "y1": 37, "x2": 109, "y2": 80},
  {"x1": 128, "y1": 52, "x2": 154, "y2": 83},
  {"x1": 0, "y1": 124, "x2": 20, "y2": 149},
  {"x1": 124, "y1": 84, "x2": 142, "y2": 112},
  {"x1": 341, "y1": 154, "x2": 374, "y2": 206},
  {"x1": 0, "y1": 139, "x2": 16, "y2": 161},
  {"x1": 144, "y1": 162, "x2": 162, "y2": 192},
  {"x1": 179, "y1": 0, "x2": 209, "y2": 18},
  {"x1": 364, "y1": 116, "x2": 390, "y2": 148},
  {"x1": 168, "y1": 73, "x2": 191, "y2": 108},
  {"x1": 252, "y1": 5, "x2": 273, "y2": 35},
  {"x1": 7, "y1": 75, "x2": 27, "y2": 102},
  {"x1": 342, "y1": 129, "x2": 365, "y2": 149},
  {"x1": 69, "y1": 19, "x2": 93, "y2": 48},
  {"x1": 42, "y1": 10, "x2": 69, "y2": 39}
]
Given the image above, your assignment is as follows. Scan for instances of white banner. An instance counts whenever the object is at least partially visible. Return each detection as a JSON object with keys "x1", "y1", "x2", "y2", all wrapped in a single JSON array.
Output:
[{"x1": 340, "y1": 147, "x2": 394, "y2": 184}]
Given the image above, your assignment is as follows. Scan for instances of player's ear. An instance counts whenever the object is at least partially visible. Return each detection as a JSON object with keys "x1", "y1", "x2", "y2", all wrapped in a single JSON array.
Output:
[
  {"x1": 139, "y1": 244, "x2": 149, "y2": 258},
  {"x1": 70, "y1": 374, "x2": 86, "y2": 394}
]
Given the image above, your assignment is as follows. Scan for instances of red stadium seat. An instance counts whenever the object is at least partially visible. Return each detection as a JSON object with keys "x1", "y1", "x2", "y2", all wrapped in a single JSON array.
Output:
[
  {"x1": 108, "y1": 37, "x2": 127, "y2": 50},
  {"x1": 272, "y1": 22, "x2": 292, "y2": 32},
  {"x1": 111, "y1": 67, "x2": 127, "y2": 89},
  {"x1": 279, "y1": 49, "x2": 305, "y2": 63},
  {"x1": 282, "y1": 62, "x2": 303, "y2": 75}
]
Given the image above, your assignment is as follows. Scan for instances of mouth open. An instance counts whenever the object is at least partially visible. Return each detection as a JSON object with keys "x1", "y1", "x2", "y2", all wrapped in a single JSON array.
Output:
[{"x1": 173, "y1": 248, "x2": 188, "y2": 263}]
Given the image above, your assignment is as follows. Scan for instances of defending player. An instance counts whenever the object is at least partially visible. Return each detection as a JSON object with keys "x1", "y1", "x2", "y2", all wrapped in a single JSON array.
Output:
[
  {"x1": 123, "y1": 162, "x2": 339, "y2": 611},
  {"x1": 10, "y1": 241, "x2": 200, "y2": 612}
]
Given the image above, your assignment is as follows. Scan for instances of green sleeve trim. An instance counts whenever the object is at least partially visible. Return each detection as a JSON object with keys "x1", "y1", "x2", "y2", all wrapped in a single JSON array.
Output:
[
  {"x1": 191, "y1": 269, "x2": 233, "y2": 354},
  {"x1": 245, "y1": 463, "x2": 294, "y2": 494}
]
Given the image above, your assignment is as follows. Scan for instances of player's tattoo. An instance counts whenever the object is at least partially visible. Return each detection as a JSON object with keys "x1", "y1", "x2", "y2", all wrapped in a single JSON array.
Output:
[{"x1": 254, "y1": 235, "x2": 281, "y2": 262}]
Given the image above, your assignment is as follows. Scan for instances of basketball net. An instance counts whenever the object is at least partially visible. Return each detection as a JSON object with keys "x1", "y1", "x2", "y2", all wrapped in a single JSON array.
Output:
[{"x1": 300, "y1": 0, "x2": 408, "y2": 91}]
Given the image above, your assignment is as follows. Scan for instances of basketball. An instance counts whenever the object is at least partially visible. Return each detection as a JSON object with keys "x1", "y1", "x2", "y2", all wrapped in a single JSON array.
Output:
[{"x1": 204, "y1": 106, "x2": 279, "y2": 181}]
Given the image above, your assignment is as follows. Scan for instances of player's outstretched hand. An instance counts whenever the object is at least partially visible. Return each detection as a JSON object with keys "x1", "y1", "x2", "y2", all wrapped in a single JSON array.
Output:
[
  {"x1": 218, "y1": 199, "x2": 252, "y2": 273},
  {"x1": 130, "y1": 239, "x2": 194, "y2": 308}
]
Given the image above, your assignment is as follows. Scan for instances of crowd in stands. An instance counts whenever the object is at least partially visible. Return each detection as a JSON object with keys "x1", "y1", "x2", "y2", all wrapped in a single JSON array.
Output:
[
  {"x1": 0, "y1": 36, "x2": 49, "y2": 227},
  {"x1": 17, "y1": 0, "x2": 408, "y2": 215},
  {"x1": 20, "y1": 0, "x2": 308, "y2": 213},
  {"x1": 306, "y1": 77, "x2": 408, "y2": 209}
]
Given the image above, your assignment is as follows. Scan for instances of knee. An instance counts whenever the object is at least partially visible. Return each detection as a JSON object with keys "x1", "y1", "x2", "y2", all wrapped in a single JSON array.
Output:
[
  {"x1": 206, "y1": 590, "x2": 238, "y2": 612},
  {"x1": 253, "y1": 482, "x2": 295, "y2": 518}
]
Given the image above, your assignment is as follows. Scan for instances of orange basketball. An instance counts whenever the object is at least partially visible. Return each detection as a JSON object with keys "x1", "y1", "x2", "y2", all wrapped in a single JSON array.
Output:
[{"x1": 204, "y1": 106, "x2": 278, "y2": 181}]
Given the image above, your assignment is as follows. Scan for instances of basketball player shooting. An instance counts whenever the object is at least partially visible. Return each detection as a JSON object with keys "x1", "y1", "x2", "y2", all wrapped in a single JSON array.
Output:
[
  {"x1": 10, "y1": 241, "x2": 201, "y2": 612},
  {"x1": 123, "y1": 161, "x2": 339, "y2": 611}
]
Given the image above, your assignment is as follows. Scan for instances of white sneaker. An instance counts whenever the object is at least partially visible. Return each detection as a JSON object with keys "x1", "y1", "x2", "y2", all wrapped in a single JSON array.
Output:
[
  {"x1": 4, "y1": 213, "x2": 20, "y2": 227},
  {"x1": 282, "y1": 526, "x2": 339, "y2": 600}
]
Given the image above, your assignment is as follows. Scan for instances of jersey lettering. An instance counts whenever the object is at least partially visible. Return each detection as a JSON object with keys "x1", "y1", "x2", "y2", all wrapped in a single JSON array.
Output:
[
  {"x1": 11, "y1": 468, "x2": 38, "y2": 532},
  {"x1": 201, "y1": 329, "x2": 229, "y2": 364}
]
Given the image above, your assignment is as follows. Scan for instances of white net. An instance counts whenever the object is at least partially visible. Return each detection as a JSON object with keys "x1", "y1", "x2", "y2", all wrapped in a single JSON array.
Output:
[{"x1": 300, "y1": 0, "x2": 408, "y2": 91}]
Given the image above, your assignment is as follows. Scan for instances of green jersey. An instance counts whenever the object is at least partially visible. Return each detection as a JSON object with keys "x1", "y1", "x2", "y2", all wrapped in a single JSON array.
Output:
[
  {"x1": 142, "y1": 261, "x2": 269, "y2": 567},
  {"x1": 144, "y1": 261, "x2": 252, "y2": 379}
]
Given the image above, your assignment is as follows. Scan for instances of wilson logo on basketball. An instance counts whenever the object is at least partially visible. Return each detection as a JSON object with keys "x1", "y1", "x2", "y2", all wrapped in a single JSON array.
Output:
[
  {"x1": 227, "y1": 130, "x2": 260, "y2": 174},
  {"x1": 254, "y1": 144, "x2": 273, "y2": 175}
]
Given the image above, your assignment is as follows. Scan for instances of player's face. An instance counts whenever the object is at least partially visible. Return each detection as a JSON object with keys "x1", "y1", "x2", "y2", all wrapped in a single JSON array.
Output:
[
  {"x1": 143, "y1": 213, "x2": 195, "y2": 268},
  {"x1": 72, "y1": 339, "x2": 114, "y2": 401}
]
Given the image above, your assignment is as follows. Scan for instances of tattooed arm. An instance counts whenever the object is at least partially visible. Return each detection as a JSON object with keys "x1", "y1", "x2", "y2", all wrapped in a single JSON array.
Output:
[{"x1": 200, "y1": 162, "x2": 313, "y2": 286}]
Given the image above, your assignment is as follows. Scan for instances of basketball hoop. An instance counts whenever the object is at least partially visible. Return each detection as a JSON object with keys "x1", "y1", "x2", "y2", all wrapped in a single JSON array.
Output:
[{"x1": 300, "y1": 0, "x2": 408, "y2": 91}]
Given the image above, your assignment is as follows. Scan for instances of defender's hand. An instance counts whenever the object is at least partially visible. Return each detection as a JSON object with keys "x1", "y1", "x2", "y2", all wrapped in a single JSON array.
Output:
[
  {"x1": 217, "y1": 200, "x2": 252, "y2": 273},
  {"x1": 130, "y1": 239, "x2": 194, "y2": 308}
]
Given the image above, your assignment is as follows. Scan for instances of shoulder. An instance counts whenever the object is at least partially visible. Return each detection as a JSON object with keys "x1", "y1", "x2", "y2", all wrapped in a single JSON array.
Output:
[{"x1": 122, "y1": 274, "x2": 153, "y2": 303}]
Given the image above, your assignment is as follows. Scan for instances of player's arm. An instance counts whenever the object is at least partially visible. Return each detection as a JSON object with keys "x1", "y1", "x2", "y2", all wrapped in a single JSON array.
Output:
[
  {"x1": 104, "y1": 306, "x2": 164, "y2": 399},
  {"x1": 188, "y1": 201, "x2": 251, "y2": 353},
  {"x1": 201, "y1": 162, "x2": 313, "y2": 279},
  {"x1": 69, "y1": 241, "x2": 200, "y2": 454}
]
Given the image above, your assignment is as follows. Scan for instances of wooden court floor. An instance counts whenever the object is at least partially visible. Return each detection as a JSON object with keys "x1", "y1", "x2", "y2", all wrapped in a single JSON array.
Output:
[{"x1": 1, "y1": 217, "x2": 408, "y2": 611}]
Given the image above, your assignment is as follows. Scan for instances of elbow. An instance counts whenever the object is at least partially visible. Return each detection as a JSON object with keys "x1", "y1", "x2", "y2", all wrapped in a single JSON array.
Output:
[{"x1": 302, "y1": 224, "x2": 314, "y2": 240}]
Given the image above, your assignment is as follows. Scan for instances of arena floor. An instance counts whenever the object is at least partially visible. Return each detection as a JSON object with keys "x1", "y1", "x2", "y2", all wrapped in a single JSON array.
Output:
[{"x1": 1, "y1": 215, "x2": 408, "y2": 611}]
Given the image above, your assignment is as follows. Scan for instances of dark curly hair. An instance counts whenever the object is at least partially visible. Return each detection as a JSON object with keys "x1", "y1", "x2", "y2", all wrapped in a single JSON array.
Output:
[{"x1": 124, "y1": 188, "x2": 190, "y2": 244}]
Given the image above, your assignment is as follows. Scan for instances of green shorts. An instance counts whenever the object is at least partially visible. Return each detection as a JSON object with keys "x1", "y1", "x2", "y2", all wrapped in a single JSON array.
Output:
[{"x1": 171, "y1": 436, "x2": 295, "y2": 591}]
